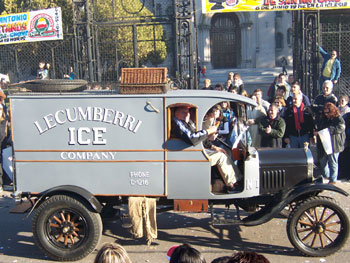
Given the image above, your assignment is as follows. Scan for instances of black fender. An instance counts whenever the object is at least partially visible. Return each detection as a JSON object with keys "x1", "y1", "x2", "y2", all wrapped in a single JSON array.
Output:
[
  {"x1": 29, "y1": 185, "x2": 103, "y2": 215},
  {"x1": 242, "y1": 182, "x2": 348, "y2": 226},
  {"x1": 284, "y1": 182, "x2": 348, "y2": 204}
]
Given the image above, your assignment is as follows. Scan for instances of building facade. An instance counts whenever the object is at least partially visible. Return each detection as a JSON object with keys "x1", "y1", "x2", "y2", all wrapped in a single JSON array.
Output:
[{"x1": 196, "y1": 4, "x2": 293, "y2": 69}]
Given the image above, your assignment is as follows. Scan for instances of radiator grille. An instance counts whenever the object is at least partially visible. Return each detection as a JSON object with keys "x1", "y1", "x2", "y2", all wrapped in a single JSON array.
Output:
[{"x1": 262, "y1": 170, "x2": 286, "y2": 190}]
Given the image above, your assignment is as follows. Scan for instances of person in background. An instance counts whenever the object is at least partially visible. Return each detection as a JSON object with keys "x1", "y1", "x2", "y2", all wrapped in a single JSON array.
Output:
[
  {"x1": 64, "y1": 66, "x2": 75, "y2": 80},
  {"x1": 37, "y1": 61, "x2": 49, "y2": 80},
  {"x1": 287, "y1": 74, "x2": 294, "y2": 87},
  {"x1": 221, "y1": 101, "x2": 234, "y2": 121},
  {"x1": 170, "y1": 244, "x2": 206, "y2": 263},
  {"x1": 267, "y1": 76, "x2": 278, "y2": 101},
  {"x1": 253, "y1": 88, "x2": 270, "y2": 112},
  {"x1": 94, "y1": 243, "x2": 132, "y2": 263},
  {"x1": 228, "y1": 85, "x2": 238, "y2": 94},
  {"x1": 280, "y1": 56, "x2": 288, "y2": 75},
  {"x1": 204, "y1": 104, "x2": 230, "y2": 148},
  {"x1": 313, "y1": 80, "x2": 338, "y2": 121},
  {"x1": 258, "y1": 103, "x2": 286, "y2": 148},
  {"x1": 197, "y1": 57, "x2": 202, "y2": 81},
  {"x1": 247, "y1": 94, "x2": 266, "y2": 148},
  {"x1": 214, "y1": 83, "x2": 224, "y2": 91},
  {"x1": 278, "y1": 73, "x2": 291, "y2": 100},
  {"x1": 271, "y1": 73, "x2": 291, "y2": 100},
  {"x1": 202, "y1": 79, "x2": 212, "y2": 90},
  {"x1": 232, "y1": 73, "x2": 245, "y2": 95},
  {"x1": 227, "y1": 72, "x2": 234, "y2": 83},
  {"x1": 314, "y1": 102, "x2": 345, "y2": 184},
  {"x1": 201, "y1": 65, "x2": 207, "y2": 78},
  {"x1": 269, "y1": 85, "x2": 286, "y2": 103},
  {"x1": 319, "y1": 46, "x2": 341, "y2": 91},
  {"x1": 46, "y1": 63, "x2": 51, "y2": 79},
  {"x1": 338, "y1": 95, "x2": 350, "y2": 117},
  {"x1": 286, "y1": 81, "x2": 311, "y2": 107},
  {"x1": 338, "y1": 107, "x2": 350, "y2": 181},
  {"x1": 283, "y1": 93, "x2": 314, "y2": 148},
  {"x1": 225, "y1": 79, "x2": 233, "y2": 91},
  {"x1": 272, "y1": 96, "x2": 287, "y2": 118}
]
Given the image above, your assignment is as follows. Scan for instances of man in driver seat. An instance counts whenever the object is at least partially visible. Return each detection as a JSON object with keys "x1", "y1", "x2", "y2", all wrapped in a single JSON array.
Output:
[{"x1": 172, "y1": 106, "x2": 242, "y2": 191}]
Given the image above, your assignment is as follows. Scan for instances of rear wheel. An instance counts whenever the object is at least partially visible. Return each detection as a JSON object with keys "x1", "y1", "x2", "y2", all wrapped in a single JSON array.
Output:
[
  {"x1": 32, "y1": 195, "x2": 102, "y2": 261},
  {"x1": 287, "y1": 196, "x2": 349, "y2": 257}
]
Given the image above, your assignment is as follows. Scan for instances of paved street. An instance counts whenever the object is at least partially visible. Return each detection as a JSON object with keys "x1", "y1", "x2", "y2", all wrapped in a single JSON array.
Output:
[{"x1": 0, "y1": 182, "x2": 349, "y2": 263}]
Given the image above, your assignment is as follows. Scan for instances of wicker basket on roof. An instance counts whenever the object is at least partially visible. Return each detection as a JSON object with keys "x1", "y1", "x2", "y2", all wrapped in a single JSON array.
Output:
[{"x1": 120, "y1": 67, "x2": 168, "y2": 94}]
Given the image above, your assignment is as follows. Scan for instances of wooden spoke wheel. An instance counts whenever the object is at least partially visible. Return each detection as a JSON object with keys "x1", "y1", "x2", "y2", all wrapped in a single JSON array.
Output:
[
  {"x1": 32, "y1": 195, "x2": 102, "y2": 261},
  {"x1": 46, "y1": 209, "x2": 88, "y2": 249},
  {"x1": 287, "y1": 196, "x2": 349, "y2": 257}
]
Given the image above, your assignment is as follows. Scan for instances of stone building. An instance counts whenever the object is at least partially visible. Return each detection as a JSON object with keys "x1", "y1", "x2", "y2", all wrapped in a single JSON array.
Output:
[{"x1": 196, "y1": 4, "x2": 293, "y2": 69}]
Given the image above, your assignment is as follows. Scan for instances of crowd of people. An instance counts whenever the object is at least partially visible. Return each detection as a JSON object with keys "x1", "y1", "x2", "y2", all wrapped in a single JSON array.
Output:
[
  {"x1": 94, "y1": 242, "x2": 270, "y2": 263},
  {"x1": 200, "y1": 70, "x2": 349, "y2": 184}
]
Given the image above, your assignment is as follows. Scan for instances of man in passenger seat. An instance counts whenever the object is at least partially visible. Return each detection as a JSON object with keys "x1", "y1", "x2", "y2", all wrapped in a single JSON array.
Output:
[{"x1": 172, "y1": 106, "x2": 242, "y2": 192}]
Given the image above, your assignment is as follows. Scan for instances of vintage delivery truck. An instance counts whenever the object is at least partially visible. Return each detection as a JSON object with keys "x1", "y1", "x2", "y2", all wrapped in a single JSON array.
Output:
[{"x1": 9, "y1": 85, "x2": 349, "y2": 261}]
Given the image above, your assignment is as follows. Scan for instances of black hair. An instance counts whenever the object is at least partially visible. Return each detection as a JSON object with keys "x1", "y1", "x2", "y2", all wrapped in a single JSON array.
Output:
[
  {"x1": 211, "y1": 256, "x2": 231, "y2": 263},
  {"x1": 227, "y1": 251, "x2": 270, "y2": 263},
  {"x1": 170, "y1": 244, "x2": 206, "y2": 263}
]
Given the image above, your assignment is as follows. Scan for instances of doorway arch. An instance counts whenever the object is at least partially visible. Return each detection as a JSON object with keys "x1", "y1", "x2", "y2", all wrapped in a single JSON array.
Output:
[{"x1": 210, "y1": 13, "x2": 241, "y2": 68}]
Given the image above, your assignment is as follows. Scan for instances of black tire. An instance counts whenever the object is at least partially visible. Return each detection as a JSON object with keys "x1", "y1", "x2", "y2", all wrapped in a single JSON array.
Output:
[
  {"x1": 32, "y1": 195, "x2": 102, "y2": 261},
  {"x1": 287, "y1": 196, "x2": 349, "y2": 257}
]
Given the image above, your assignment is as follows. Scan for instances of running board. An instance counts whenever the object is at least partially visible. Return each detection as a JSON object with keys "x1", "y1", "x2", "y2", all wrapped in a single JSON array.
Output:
[{"x1": 211, "y1": 218, "x2": 243, "y2": 226}]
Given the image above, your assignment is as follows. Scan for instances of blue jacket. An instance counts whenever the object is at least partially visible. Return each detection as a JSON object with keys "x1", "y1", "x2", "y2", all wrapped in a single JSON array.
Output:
[{"x1": 320, "y1": 47, "x2": 341, "y2": 81}]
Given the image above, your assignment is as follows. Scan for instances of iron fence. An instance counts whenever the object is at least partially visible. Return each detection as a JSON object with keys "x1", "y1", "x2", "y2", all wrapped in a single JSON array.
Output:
[
  {"x1": 320, "y1": 10, "x2": 350, "y2": 97},
  {"x1": 0, "y1": 35, "x2": 75, "y2": 83},
  {"x1": 0, "y1": 0, "x2": 197, "y2": 88}
]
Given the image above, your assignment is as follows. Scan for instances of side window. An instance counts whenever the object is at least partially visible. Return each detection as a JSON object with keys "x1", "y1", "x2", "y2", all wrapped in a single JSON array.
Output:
[{"x1": 167, "y1": 103, "x2": 198, "y2": 139}]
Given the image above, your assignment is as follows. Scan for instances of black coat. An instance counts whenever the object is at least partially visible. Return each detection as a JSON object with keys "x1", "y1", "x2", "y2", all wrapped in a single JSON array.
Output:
[
  {"x1": 316, "y1": 115, "x2": 345, "y2": 156},
  {"x1": 283, "y1": 106, "x2": 314, "y2": 138},
  {"x1": 258, "y1": 115, "x2": 286, "y2": 148}
]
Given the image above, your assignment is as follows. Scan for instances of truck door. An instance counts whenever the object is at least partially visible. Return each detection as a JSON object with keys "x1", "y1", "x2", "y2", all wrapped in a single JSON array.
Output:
[{"x1": 165, "y1": 102, "x2": 211, "y2": 199}]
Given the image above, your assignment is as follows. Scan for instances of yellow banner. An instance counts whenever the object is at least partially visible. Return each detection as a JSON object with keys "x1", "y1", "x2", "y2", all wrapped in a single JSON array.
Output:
[{"x1": 202, "y1": 0, "x2": 349, "y2": 13}]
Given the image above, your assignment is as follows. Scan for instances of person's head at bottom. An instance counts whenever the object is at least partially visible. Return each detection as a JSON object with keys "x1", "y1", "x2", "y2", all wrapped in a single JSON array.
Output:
[
  {"x1": 228, "y1": 251, "x2": 270, "y2": 263},
  {"x1": 170, "y1": 244, "x2": 206, "y2": 263},
  {"x1": 94, "y1": 243, "x2": 132, "y2": 263}
]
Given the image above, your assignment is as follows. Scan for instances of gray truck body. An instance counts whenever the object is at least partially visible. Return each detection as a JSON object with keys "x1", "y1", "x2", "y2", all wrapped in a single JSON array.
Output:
[{"x1": 11, "y1": 90, "x2": 257, "y2": 199}]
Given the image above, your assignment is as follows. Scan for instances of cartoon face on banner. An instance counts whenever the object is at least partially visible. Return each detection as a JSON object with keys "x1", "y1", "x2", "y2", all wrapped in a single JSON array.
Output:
[
  {"x1": 0, "y1": 7, "x2": 63, "y2": 45},
  {"x1": 29, "y1": 14, "x2": 56, "y2": 38}
]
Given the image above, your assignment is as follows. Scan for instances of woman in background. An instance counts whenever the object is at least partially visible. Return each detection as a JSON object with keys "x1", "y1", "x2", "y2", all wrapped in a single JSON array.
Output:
[{"x1": 314, "y1": 102, "x2": 345, "y2": 184}]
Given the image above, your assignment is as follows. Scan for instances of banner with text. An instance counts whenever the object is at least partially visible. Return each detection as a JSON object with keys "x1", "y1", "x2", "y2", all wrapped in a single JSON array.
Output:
[
  {"x1": 0, "y1": 7, "x2": 63, "y2": 45},
  {"x1": 202, "y1": 0, "x2": 349, "y2": 13}
]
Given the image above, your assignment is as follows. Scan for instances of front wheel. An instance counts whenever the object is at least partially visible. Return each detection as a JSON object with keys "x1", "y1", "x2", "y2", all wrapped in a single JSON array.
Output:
[
  {"x1": 287, "y1": 196, "x2": 349, "y2": 257},
  {"x1": 32, "y1": 195, "x2": 102, "y2": 261}
]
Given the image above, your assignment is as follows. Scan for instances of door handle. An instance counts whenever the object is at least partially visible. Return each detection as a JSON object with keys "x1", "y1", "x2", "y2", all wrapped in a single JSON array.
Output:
[{"x1": 146, "y1": 101, "x2": 160, "y2": 113}]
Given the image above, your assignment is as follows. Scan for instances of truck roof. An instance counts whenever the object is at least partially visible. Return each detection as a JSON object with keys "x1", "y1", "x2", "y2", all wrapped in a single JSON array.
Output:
[{"x1": 10, "y1": 89, "x2": 258, "y2": 107}]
